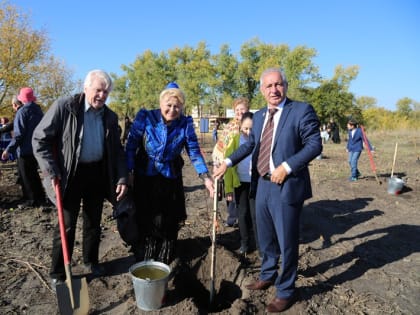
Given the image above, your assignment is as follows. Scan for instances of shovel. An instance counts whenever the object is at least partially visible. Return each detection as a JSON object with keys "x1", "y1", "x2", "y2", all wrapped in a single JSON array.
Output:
[
  {"x1": 360, "y1": 125, "x2": 381, "y2": 185},
  {"x1": 53, "y1": 179, "x2": 89, "y2": 315},
  {"x1": 209, "y1": 177, "x2": 220, "y2": 305},
  {"x1": 391, "y1": 142, "x2": 398, "y2": 178}
]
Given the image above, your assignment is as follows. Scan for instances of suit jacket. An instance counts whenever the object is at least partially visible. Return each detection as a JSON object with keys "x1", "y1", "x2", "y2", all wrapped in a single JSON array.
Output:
[
  {"x1": 229, "y1": 98, "x2": 322, "y2": 204},
  {"x1": 347, "y1": 127, "x2": 364, "y2": 152}
]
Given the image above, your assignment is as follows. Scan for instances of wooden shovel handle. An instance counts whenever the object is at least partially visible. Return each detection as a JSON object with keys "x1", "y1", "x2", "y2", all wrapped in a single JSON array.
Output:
[
  {"x1": 53, "y1": 178, "x2": 71, "y2": 265},
  {"x1": 391, "y1": 142, "x2": 398, "y2": 177}
]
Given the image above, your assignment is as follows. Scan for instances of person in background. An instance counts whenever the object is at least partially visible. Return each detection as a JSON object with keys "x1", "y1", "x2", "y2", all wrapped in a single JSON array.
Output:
[
  {"x1": 125, "y1": 82, "x2": 214, "y2": 264},
  {"x1": 2, "y1": 89, "x2": 45, "y2": 207},
  {"x1": 32, "y1": 70, "x2": 128, "y2": 290},
  {"x1": 320, "y1": 123, "x2": 329, "y2": 144},
  {"x1": 121, "y1": 116, "x2": 132, "y2": 144},
  {"x1": 214, "y1": 67, "x2": 322, "y2": 313},
  {"x1": 224, "y1": 111, "x2": 259, "y2": 256},
  {"x1": 327, "y1": 118, "x2": 341, "y2": 144},
  {"x1": 0, "y1": 96, "x2": 23, "y2": 138},
  {"x1": 346, "y1": 118, "x2": 372, "y2": 181},
  {"x1": 1, "y1": 98, "x2": 23, "y2": 186},
  {"x1": 0, "y1": 116, "x2": 13, "y2": 135},
  {"x1": 212, "y1": 97, "x2": 250, "y2": 227},
  {"x1": 0, "y1": 117, "x2": 13, "y2": 160},
  {"x1": 212, "y1": 123, "x2": 218, "y2": 143}
]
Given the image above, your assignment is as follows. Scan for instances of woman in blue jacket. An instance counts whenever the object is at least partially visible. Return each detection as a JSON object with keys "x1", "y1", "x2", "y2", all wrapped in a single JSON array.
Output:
[{"x1": 125, "y1": 83, "x2": 214, "y2": 264}]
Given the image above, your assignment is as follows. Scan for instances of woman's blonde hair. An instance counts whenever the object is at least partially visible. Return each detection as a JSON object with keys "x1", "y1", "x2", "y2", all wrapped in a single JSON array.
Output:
[
  {"x1": 232, "y1": 97, "x2": 250, "y2": 110},
  {"x1": 159, "y1": 88, "x2": 185, "y2": 105}
]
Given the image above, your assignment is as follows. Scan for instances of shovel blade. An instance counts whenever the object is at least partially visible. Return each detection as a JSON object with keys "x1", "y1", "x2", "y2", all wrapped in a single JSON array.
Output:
[{"x1": 56, "y1": 277, "x2": 89, "y2": 315}]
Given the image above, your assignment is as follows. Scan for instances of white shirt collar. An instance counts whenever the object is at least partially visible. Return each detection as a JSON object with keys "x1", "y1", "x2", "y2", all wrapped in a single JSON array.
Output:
[{"x1": 268, "y1": 98, "x2": 287, "y2": 111}]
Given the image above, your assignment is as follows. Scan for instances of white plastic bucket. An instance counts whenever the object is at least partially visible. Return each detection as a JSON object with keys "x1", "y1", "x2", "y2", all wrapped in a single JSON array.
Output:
[
  {"x1": 129, "y1": 260, "x2": 171, "y2": 311},
  {"x1": 387, "y1": 176, "x2": 404, "y2": 195}
]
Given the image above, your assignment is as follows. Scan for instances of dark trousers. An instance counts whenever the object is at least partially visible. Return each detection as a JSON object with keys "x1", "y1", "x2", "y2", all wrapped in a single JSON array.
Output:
[
  {"x1": 235, "y1": 182, "x2": 257, "y2": 252},
  {"x1": 17, "y1": 154, "x2": 45, "y2": 204},
  {"x1": 50, "y1": 161, "x2": 105, "y2": 279},
  {"x1": 255, "y1": 177, "x2": 302, "y2": 299}
]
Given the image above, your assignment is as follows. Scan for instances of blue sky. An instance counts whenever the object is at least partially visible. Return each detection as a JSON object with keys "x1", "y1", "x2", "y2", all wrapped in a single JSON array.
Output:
[{"x1": 11, "y1": 0, "x2": 420, "y2": 110}]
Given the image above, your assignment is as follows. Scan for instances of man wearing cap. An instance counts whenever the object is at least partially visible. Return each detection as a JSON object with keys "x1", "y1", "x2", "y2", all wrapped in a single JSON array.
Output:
[{"x1": 2, "y1": 88, "x2": 46, "y2": 207}]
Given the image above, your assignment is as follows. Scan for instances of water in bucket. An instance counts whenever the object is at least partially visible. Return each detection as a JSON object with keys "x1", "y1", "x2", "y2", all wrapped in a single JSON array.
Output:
[
  {"x1": 387, "y1": 176, "x2": 404, "y2": 195},
  {"x1": 129, "y1": 260, "x2": 171, "y2": 311}
]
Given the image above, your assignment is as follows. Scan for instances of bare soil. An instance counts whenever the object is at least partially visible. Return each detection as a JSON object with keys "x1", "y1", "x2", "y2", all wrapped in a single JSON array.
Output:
[{"x1": 1, "y1": 132, "x2": 419, "y2": 314}]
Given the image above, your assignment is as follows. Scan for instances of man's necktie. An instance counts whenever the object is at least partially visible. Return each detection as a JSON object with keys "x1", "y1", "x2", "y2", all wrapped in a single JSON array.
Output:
[{"x1": 257, "y1": 108, "x2": 277, "y2": 176}]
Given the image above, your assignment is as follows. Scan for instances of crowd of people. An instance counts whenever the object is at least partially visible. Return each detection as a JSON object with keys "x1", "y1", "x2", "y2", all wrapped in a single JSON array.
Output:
[{"x1": 2, "y1": 66, "x2": 377, "y2": 313}]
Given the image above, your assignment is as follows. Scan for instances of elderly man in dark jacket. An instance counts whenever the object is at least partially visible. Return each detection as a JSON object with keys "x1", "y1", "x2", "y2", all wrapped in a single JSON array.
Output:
[{"x1": 32, "y1": 69, "x2": 128, "y2": 289}]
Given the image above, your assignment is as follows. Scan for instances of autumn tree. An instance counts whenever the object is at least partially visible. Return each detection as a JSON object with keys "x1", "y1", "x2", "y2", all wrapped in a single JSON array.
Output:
[
  {"x1": 356, "y1": 96, "x2": 377, "y2": 110},
  {"x1": 0, "y1": 1, "x2": 47, "y2": 109},
  {"x1": 0, "y1": 1, "x2": 76, "y2": 117},
  {"x1": 168, "y1": 42, "x2": 214, "y2": 116},
  {"x1": 209, "y1": 44, "x2": 239, "y2": 116},
  {"x1": 235, "y1": 38, "x2": 320, "y2": 109},
  {"x1": 110, "y1": 39, "x2": 324, "y2": 119},
  {"x1": 396, "y1": 97, "x2": 413, "y2": 118},
  {"x1": 303, "y1": 65, "x2": 361, "y2": 129}
]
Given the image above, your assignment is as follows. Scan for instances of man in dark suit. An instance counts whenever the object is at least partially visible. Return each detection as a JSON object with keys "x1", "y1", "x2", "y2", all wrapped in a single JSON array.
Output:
[{"x1": 214, "y1": 67, "x2": 322, "y2": 312}]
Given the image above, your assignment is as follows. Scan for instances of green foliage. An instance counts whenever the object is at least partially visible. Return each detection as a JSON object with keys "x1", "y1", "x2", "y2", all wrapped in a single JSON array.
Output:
[
  {"x1": 301, "y1": 65, "x2": 362, "y2": 130},
  {"x1": 2, "y1": 1, "x2": 419, "y2": 132},
  {"x1": 396, "y1": 97, "x2": 413, "y2": 118},
  {"x1": 111, "y1": 38, "x2": 323, "y2": 118},
  {"x1": 362, "y1": 106, "x2": 420, "y2": 130},
  {"x1": 356, "y1": 96, "x2": 377, "y2": 110}
]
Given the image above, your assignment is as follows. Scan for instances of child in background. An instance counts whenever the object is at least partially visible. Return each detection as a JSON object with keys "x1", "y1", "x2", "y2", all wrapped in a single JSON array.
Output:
[
  {"x1": 224, "y1": 112, "x2": 258, "y2": 255},
  {"x1": 346, "y1": 118, "x2": 373, "y2": 181}
]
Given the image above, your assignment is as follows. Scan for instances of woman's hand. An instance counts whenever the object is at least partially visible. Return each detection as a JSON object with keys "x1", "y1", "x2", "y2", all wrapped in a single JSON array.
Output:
[
  {"x1": 204, "y1": 177, "x2": 214, "y2": 198},
  {"x1": 116, "y1": 184, "x2": 128, "y2": 202}
]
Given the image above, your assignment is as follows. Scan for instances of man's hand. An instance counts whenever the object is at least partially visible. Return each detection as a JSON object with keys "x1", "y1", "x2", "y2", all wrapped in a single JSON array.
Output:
[
  {"x1": 213, "y1": 161, "x2": 228, "y2": 180},
  {"x1": 271, "y1": 164, "x2": 288, "y2": 185}
]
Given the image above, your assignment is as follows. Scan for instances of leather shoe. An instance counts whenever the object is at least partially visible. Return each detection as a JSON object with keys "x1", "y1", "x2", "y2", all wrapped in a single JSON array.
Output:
[
  {"x1": 266, "y1": 292, "x2": 299, "y2": 313},
  {"x1": 50, "y1": 278, "x2": 65, "y2": 292},
  {"x1": 245, "y1": 279, "x2": 273, "y2": 290}
]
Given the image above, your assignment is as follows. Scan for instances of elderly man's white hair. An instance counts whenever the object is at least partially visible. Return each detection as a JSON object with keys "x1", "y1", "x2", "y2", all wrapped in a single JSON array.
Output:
[
  {"x1": 259, "y1": 68, "x2": 288, "y2": 86},
  {"x1": 84, "y1": 69, "x2": 113, "y2": 92}
]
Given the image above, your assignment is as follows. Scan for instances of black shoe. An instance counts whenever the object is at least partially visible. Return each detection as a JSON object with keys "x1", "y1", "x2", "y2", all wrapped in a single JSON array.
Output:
[
  {"x1": 239, "y1": 246, "x2": 249, "y2": 255},
  {"x1": 84, "y1": 263, "x2": 106, "y2": 277},
  {"x1": 50, "y1": 278, "x2": 65, "y2": 292},
  {"x1": 224, "y1": 221, "x2": 238, "y2": 228}
]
